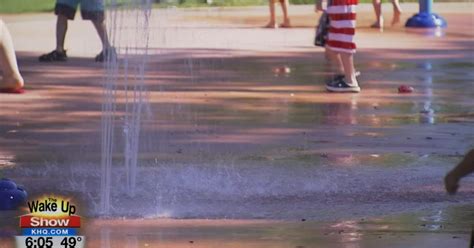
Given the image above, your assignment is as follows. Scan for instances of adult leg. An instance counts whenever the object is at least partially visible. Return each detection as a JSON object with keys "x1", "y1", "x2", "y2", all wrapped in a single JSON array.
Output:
[
  {"x1": 391, "y1": 0, "x2": 402, "y2": 26},
  {"x1": 279, "y1": 0, "x2": 291, "y2": 27},
  {"x1": 0, "y1": 19, "x2": 24, "y2": 89},
  {"x1": 371, "y1": 0, "x2": 383, "y2": 29},
  {"x1": 265, "y1": 0, "x2": 277, "y2": 28}
]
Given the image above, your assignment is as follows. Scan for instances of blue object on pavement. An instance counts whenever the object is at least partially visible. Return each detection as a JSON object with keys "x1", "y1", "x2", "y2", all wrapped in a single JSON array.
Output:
[
  {"x1": 0, "y1": 178, "x2": 27, "y2": 211},
  {"x1": 405, "y1": 0, "x2": 447, "y2": 28}
]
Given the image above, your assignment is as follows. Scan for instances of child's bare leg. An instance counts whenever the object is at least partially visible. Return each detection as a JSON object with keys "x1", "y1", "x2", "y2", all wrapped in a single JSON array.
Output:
[
  {"x1": 91, "y1": 19, "x2": 111, "y2": 50},
  {"x1": 0, "y1": 19, "x2": 24, "y2": 89},
  {"x1": 324, "y1": 47, "x2": 330, "y2": 61},
  {"x1": 326, "y1": 48, "x2": 344, "y2": 78},
  {"x1": 55, "y1": 15, "x2": 68, "y2": 52},
  {"x1": 391, "y1": 0, "x2": 402, "y2": 26},
  {"x1": 445, "y1": 149, "x2": 474, "y2": 194},
  {"x1": 371, "y1": 0, "x2": 383, "y2": 29},
  {"x1": 279, "y1": 0, "x2": 291, "y2": 27},
  {"x1": 266, "y1": 0, "x2": 277, "y2": 28},
  {"x1": 340, "y1": 52, "x2": 358, "y2": 86}
]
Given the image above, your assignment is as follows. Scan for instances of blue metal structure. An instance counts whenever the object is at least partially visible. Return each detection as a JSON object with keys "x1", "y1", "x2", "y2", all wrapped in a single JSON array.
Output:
[{"x1": 405, "y1": 0, "x2": 447, "y2": 28}]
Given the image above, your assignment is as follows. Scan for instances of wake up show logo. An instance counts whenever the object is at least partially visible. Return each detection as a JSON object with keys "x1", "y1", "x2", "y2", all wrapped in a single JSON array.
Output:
[{"x1": 20, "y1": 196, "x2": 81, "y2": 236}]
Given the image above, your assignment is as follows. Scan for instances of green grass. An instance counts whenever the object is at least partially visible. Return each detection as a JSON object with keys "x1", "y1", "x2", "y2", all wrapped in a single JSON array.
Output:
[
  {"x1": 0, "y1": 0, "x2": 404, "y2": 13},
  {"x1": 154, "y1": 0, "x2": 266, "y2": 8},
  {"x1": 0, "y1": 0, "x2": 56, "y2": 13},
  {"x1": 0, "y1": 0, "x2": 465, "y2": 13},
  {"x1": 154, "y1": 0, "x2": 420, "y2": 8},
  {"x1": 155, "y1": 0, "x2": 327, "y2": 8}
]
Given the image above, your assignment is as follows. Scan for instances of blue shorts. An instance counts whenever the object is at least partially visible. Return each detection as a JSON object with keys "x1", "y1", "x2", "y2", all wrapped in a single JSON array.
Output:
[{"x1": 55, "y1": 0, "x2": 105, "y2": 21}]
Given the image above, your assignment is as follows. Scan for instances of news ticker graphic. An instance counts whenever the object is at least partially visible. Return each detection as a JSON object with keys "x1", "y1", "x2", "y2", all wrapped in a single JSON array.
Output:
[
  {"x1": 15, "y1": 236, "x2": 85, "y2": 248},
  {"x1": 20, "y1": 215, "x2": 81, "y2": 228},
  {"x1": 16, "y1": 196, "x2": 86, "y2": 248}
]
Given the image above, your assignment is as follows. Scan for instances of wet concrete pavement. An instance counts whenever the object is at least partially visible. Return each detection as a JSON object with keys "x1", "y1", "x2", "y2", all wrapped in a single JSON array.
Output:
[
  {"x1": 1, "y1": 206, "x2": 473, "y2": 248},
  {"x1": 1, "y1": 2, "x2": 474, "y2": 248}
]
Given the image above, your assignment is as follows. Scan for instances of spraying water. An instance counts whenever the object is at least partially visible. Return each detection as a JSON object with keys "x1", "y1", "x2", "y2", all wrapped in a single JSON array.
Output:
[
  {"x1": 100, "y1": 0, "x2": 152, "y2": 214},
  {"x1": 42, "y1": 2, "x2": 471, "y2": 219}
]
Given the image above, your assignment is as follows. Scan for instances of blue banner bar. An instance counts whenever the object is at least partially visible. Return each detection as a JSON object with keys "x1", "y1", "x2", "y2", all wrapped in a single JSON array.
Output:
[{"x1": 22, "y1": 228, "x2": 77, "y2": 236}]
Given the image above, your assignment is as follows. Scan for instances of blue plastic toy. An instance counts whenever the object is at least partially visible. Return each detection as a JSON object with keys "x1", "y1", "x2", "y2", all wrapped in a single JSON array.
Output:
[
  {"x1": 0, "y1": 178, "x2": 27, "y2": 211},
  {"x1": 405, "y1": 0, "x2": 447, "y2": 28}
]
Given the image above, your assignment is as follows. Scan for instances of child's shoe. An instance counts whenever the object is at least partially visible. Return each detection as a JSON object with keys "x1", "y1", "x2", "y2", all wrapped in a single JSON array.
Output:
[
  {"x1": 95, "y1": 47, "x2": 117, "y2": 62},
  {"x1": 326, "y1": 77, "x2": 360, "y2": 93},
  {"x1": 39, "y1": 50, "x2": 68, "y2": 62}
]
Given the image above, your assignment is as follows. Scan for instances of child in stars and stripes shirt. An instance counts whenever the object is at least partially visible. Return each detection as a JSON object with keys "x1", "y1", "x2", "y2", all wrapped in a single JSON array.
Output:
[{"x1": 316, "y1": 0, "x2": 360, "y2": 93}]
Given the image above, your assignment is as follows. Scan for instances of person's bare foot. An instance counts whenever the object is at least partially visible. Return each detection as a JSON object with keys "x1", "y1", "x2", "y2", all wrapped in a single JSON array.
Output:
[
  {"x1": 391, "y1": 10, "x2": 402, "y2": 26},
  {"x1": 280, "y1": 19, "x2": 291, "y2": 28},
  {"x1": 444, "y1": 172, "x2": 459, "y2": 195},
  {"x1": 264, "y1": 22, "x2": 278, "y2": 29},
  {"x1": 370, "y1": 16, "x2": 384, "y2": 30},
  {"x1": 1, "y1": 74, "x2": 24, "y2": 91}
]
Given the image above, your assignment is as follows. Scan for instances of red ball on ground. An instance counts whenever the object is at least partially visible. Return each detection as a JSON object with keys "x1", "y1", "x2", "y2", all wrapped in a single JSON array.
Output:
[{"x1": 398, "y1": 85, "x2": 414, "y2": 93}]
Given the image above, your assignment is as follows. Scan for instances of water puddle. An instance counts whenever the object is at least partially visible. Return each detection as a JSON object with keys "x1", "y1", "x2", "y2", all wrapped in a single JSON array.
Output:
[{"x1": 0, "y1": 154, "x2": 15, "y2": 168}]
